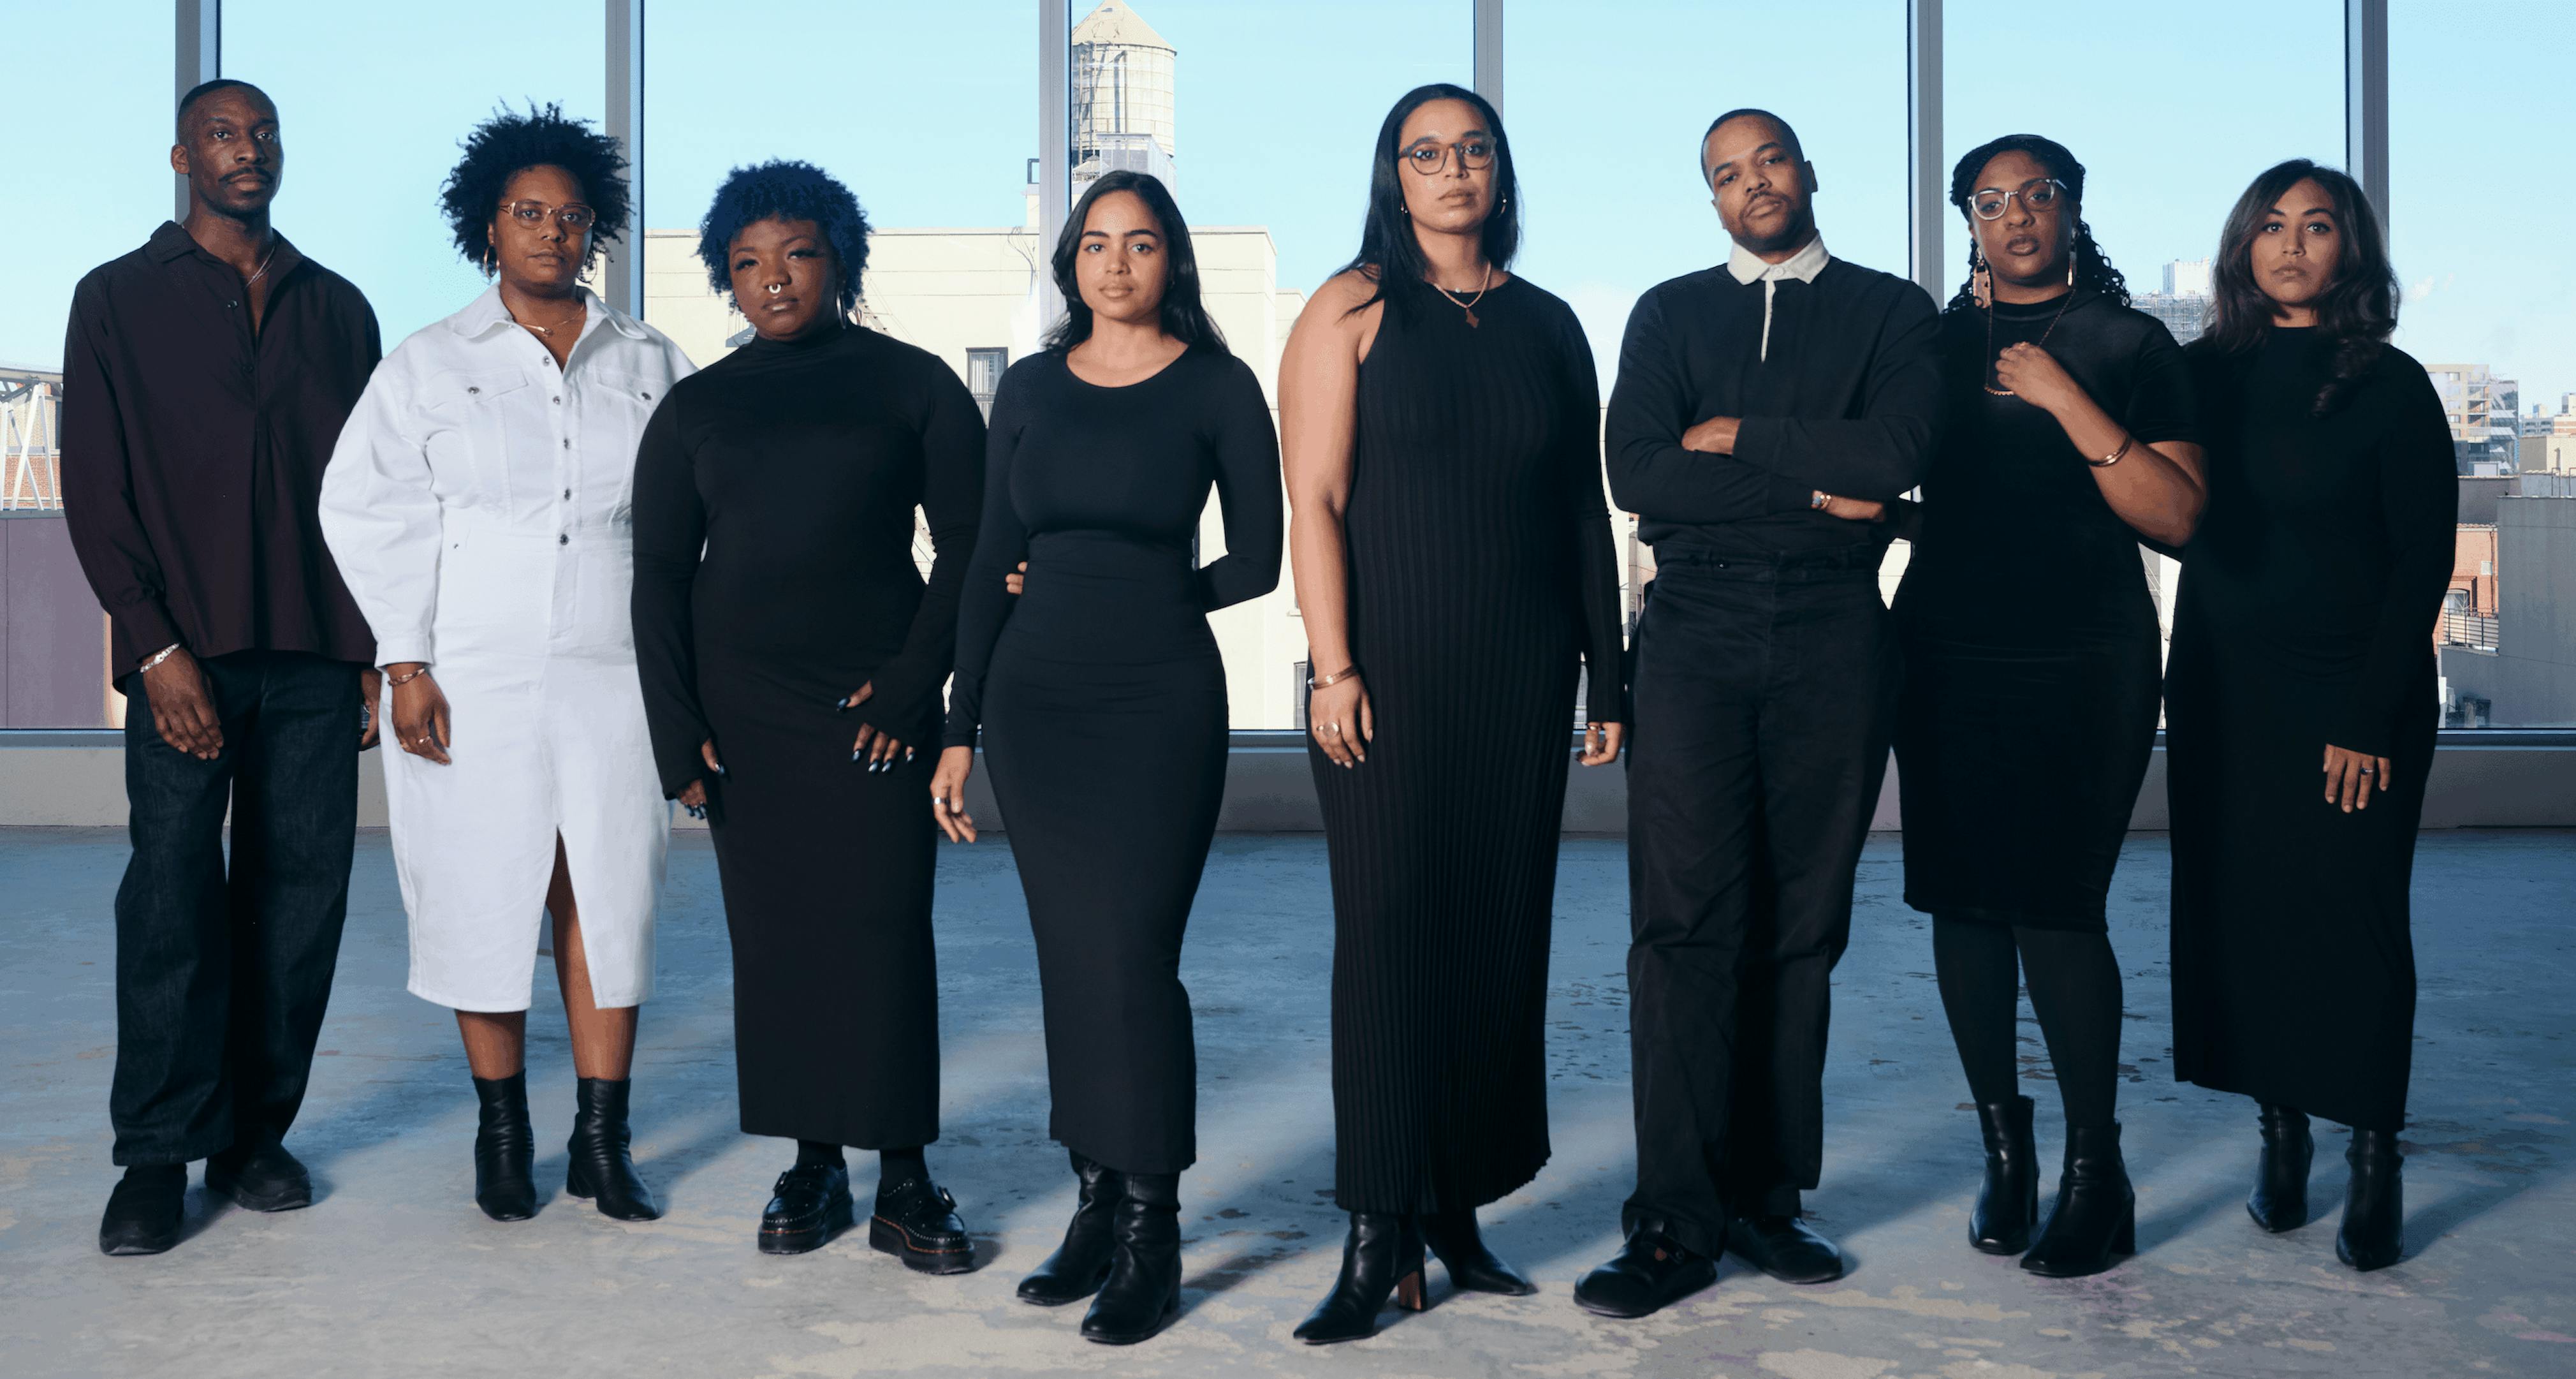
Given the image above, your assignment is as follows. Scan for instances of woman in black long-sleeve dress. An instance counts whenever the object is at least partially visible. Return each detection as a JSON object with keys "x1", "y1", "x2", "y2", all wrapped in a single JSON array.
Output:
[
  {"x1": 2167, "y1": 160, "x2": 2455, "y2": 1273},
  {"x1": 1280, "y1": 85, "x2": 1626, "y2": 1344},
  {"x1": 929, "y1": 170, "x2": 1280, "y2": 1346},
  {"x1": 1884, "y1": 136, "x2": 2207, "y2": 1279},
  {"x1": 630, "y1": 163, "x2": 982, "y2": 1272}
]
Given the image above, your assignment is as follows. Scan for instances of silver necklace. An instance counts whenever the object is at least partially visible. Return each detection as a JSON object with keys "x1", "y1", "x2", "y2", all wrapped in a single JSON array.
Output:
[{"x1": 244, "y1": 242, "x2": 278, "y2": 288}]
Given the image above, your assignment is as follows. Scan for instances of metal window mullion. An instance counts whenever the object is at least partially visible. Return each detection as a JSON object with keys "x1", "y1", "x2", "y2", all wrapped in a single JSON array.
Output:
[
  {"x1": 603, "y1": 0, "x2": 645, "y2": 316},
  {"x1": 1906, "y1": 0, "x2": 1943, "y2": 306},
  {"x1": 1474, "y1": 0, "x2": 1503, "y2": 115},
  {"x1": 1039, "y1": 0, "x2": 1069, "y2": 331},
  {"x1": 175, "y1": 0, "x2": 219, "y2": 223},
  {"x1": 2345, "y1": 0, "x2": 2389, "y2": 243}
]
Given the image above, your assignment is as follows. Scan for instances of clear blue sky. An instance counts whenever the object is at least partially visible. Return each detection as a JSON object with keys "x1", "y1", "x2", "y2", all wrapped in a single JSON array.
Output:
[{"x1": 8, "y1": 1, "x2": 2570, "y2": 413}]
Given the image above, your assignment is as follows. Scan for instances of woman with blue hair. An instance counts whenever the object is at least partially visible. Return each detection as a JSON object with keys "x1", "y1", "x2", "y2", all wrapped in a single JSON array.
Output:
[{"x1": 630, "y1": 159, "x2": 985, "y2": 1271}]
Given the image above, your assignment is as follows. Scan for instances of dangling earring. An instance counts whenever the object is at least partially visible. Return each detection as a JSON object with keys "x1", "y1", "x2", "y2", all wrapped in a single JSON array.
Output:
[{"x1": 1970, "y1": 249, "x2": 1993, "y2": 311}]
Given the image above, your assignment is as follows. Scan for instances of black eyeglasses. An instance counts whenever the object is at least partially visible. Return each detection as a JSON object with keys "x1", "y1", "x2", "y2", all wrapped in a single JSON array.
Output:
[
  {"x1": 1401, "y1": 136, "x2": 1496, "y2": 176},
  {"x1": 1970, "y1": 178, "x2": 2068, "y2": 221}
]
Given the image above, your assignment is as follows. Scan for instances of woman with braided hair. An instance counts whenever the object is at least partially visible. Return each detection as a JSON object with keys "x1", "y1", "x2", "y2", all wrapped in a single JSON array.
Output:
[{"x1": 1850, "y1": 133, "x2": 2207, "y2": 1277}]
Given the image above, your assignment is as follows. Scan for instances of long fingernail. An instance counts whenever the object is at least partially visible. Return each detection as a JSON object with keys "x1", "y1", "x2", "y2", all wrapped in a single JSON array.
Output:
[
  {"x1": 832, "y1": 697, "x2": 849, "y2": 711},
  {"x1": 714, "y1": 764, "x2": 728, "y2": 776}
]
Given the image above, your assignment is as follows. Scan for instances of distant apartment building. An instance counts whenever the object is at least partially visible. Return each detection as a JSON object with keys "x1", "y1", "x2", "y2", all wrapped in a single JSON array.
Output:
[
  {"x1": 0, "y1": 367, "x2": 112, "y2": 728},
  {"x1": 2133, "y1": 258, "x2": 2212, "y2": 346},
  {"x1": 2441, "y1": 476, "x2": 2576, "y2": 727},
  {"x1": 2426, "y1": 363, "x2": 2522, "y2": 475}
]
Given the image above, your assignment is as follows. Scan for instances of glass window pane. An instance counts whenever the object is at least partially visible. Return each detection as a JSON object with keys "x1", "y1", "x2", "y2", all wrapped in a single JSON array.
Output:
[
  {"x1": 2, "y1": 6, "x2": 172, "y2": 726},
  {"x1": 1942, "y1": 1, "x2": 2343, "y2": 661},
  {"x1": 2396, "y1": 1, "x2": 2576, "y2": 727},
  {"x1": 224, "y1": 3, "x2": 607, "y2": 346}
]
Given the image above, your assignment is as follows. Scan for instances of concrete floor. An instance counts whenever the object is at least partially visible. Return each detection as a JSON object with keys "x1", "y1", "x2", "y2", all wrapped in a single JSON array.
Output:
[{"x1": 2, "y1": 828, "x2": 2571, "y2": 1379}]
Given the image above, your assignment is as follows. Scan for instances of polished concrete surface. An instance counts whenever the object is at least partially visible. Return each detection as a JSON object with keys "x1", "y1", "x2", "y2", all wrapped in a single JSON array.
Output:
[{"x1": 3, "y1": 828, "x2": 2572, "y2": 1378}]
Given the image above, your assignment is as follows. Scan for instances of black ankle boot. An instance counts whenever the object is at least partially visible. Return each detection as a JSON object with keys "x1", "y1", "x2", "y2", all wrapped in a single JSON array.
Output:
[
  {"x1": 2021, "y1": 1121, "x2": 2135, "y2": 1278},
  {"x1": 98, "y1": 1165, "x2": 187, "y2": 1257},
  {"x1": 1081, "y1": 1171, "x2": 1182, "y2": 1345},
  {"x1": 2248, "y1": 1103, "x2": 2313, "y2": 1234},
  {"x1": 1021, "y1": 1150, "x2": 1124, "y2": 1306},
  {"x1": 1970, "y1": 1096, "x2": 2038, "y2": 1255},
  {"x1": 564, "y1": 1077, "x2": 659, "y2": 1221},
  {"x1": 471, "y1": 1072, "x2": 537, "y2": 1221},
  {"x1": 2336, "y1": 1129, "x2": 2404, "y2": 1271},
  {"x1": 1422, "y1": 1208, "x2": 1536, "y2": 1295},
  {"x1": 1292, "y1": 1212, "x2": 1427, "y2": 1344}
]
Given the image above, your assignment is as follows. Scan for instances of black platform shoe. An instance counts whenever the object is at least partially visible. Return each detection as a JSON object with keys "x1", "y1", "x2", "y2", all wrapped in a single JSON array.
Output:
[
  {"x1": 469, "y1": 1073, "x2": 536, "y2": 1221},
  {"x1": 206, "y1": 1140, "x2": 314, "y2": 1213},
  {"x1": 2021, "y1": 1121, "x2": 2135, "y2": 1278},
  {"x1": 2248, "y1": 1103, "x2": 2313, "y2": 1234},
  {"x1": 1423, "y1": 1208, "x2": 1537, "y2": 1295},
  {"x1": 1081, "y1": 1171, "x2": 1182, "y2": 1344},
  {"x1": 2336, "y1": 1129, "x2": 2404, "y2": 1271},
  {"x1": 1020, "y1": 1151, "x2": 1123, "y2": 1306},
  {"x1": 1970, "y1": 1096, "x2": 2038, "y2": 1255},
  {"x1": 1727, "y1": 1214, "x2": 1845, "y2": 1284},
  {"x1": 564, "y1": 1077, "x2": 660, "y2": 1221},
  {"x1": 761, "y1": 1163, "x2": 854, "y2": 1254},
  {"x1": 1572, "y1": 1219, "x2": 1716, "y2": 1319},
  {"x1": 98, "y1": 1165, "x2": 186, "y2": 1257},
  {"x1": 1292, "y1": 1213, "x2": 1427, "y2": 1344},
  {"x1": 870, "y1": 1175, "x2": 976, "y2": 1274}
]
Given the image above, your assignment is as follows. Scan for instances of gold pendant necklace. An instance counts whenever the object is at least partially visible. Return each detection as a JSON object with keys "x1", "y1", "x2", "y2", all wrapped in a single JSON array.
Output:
[
  {"x1": 1984, "y1": 286, "x2": 2075, "y2": 397},
  {"x1": 1435, "y1": 263, "x2": 1494, "y2": 328}
]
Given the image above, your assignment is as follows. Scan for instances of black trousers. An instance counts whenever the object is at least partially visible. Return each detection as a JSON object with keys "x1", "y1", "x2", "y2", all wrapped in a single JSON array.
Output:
[
  {"x1": 1621, "y1": 553, "x2": 1898, "y2": 1256},
  {"x1": 112, "y1": 650, "x2": 362, "y2": 1167}
]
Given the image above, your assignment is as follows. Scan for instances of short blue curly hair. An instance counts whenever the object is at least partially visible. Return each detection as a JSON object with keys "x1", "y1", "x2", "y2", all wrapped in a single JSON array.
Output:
[{"x1": 696, "y1": 160, "x2": 870, "y2": 311}]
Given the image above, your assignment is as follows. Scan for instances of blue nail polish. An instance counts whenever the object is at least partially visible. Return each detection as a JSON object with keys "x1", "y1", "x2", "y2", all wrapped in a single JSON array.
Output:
[
  {"x1": 832, "y1": 697, "x2": 849, "y2": 711},
  {"x1": 853, "y1": 751, "x2": 864, "y2": 762}
]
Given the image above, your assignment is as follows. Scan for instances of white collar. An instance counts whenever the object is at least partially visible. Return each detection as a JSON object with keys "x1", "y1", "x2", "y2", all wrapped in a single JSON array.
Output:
[
  {"x1": 1726, "y1": 234, "x2": 1831, "y2": 286},
  {"x1": 446, "y1": 284, "x2": 647, "y2": 342}
]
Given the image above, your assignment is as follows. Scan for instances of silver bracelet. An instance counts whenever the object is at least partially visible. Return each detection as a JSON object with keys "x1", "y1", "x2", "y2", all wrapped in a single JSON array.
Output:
[{"x1": 138, "y1": 644, "x2": 181, "y2": 673}]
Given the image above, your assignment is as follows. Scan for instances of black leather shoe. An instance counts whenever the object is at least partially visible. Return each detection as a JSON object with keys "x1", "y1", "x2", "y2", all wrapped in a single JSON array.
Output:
[
  {"x1": 870, "y1": 1176, "x2": 976, "y2": 1274},
  {"x1": 1572, "y1": 1220, "x2": 1716, "y2": 1318},
  {"x1": 2248, "y1": 1103, "x2": 2313, "y2": 1234},
  {"x1": 2336, "y1": 1129, "x2": 2404, "y2": 1271},
  {"x1": 1726, "y1": 1214, "x2": 1845, "y2": 1284},
  {"x1": 761, "y1": 1163, "x2": 854, "y2": 1255},
  {"x1": 2021, "y1": 1121, "x2": 2135, "y2": 1278},
  {"x1": 1292, "y1": 1212, "x2": 1427, "y2": 1343},
  {"x1": 1423, "y1": 1208, "x2": 1537, "y2": 1295},
  {"x1": 1020, "y1": 1151, "x2": 1123, "y2": 1306},
  {"x1": 206, "y1": 1140, "x2": 314, "y2": 1213},
  {"x1": 1970, "y1": 1096, "x2": 2038, "y2": 1255},
  {"x1": 471, "y1": 1072, "x2": 536, "y2": 1222},
  {"x1": 564, "y1": 1077, "x2": 660, "y2": 1221},
  {"x1": 1081, "y1": 1171, "x2": 1182, "y2": 1345},
  {"x1": 99, "y1": 1165, "x2": 187, "y2": 1256}
]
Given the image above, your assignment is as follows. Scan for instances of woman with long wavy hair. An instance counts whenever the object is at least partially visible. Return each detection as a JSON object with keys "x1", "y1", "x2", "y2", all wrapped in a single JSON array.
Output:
[
  {"x1": 929, "y1": 169, "x2": 1281, "y2": 1345},
  {"x1": 2166, "y1": 159, "x2": 2454, "y2": 1272},
  {"x1": 1874, "y1": 133, "x2": 2206, "y2": 1278},
  {"x1": 1278, "y1": 83, "x2": 1625, "y2": 1342}
]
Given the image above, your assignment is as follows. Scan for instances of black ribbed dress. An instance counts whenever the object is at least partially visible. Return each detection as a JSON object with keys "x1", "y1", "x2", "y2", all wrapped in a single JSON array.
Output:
[
  {"x1": 1313, "y1": 278, "x2": 1627, "y2": 1214},
  {"x1": 629, "y1": 323, "x2": 983, "y2": 1149},
  {"x1": 1893, "y1": 292, "x2": 2197, "y2": 931},
  {"x1": 944, "y1": 347, "x2": 1280, "y2": 1176},
  {"x1": 2167, "y1": 330, "x2": 2455, "y2": 1132}
]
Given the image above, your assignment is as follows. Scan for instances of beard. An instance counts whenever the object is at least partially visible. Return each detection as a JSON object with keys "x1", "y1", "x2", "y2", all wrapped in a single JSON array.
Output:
[{"x1": 1730, "y1": 198, "x2": 1814, "y2": 257}]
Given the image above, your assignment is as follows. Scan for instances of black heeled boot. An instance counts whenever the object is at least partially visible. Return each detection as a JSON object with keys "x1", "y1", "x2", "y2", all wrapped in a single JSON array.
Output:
[
  {"x1": 1970, "y1": 1096, "x2": 2038, "y2": 1255},
  {"x1": 1293, "y1": 1213, "x2": 1427, "y2": 1344},
  {"x1": 2020, "y1": 1121, "x2": 2135, "y2": 1278},
  {"x1": 564, "y1": 1077, "x2": 660, "y2": 1221},
  {"x1": 1021, "y1": 1151, "x2": 1124, "y2": 1306},
  {"x1": 1423, "y1": 1208, "x2": 1536, "y2": 1295},
  {"x1": 2248, "y1": 1103, "x2": 2313, "y2": 1234},
  {"x1": 471, "y1": 1072, "x2": 537, "y2": 1221},
  {"x1": 1081, "y1": 1171, "x2": 1182, "y2": 1345},
  {"x1": 2336, "y1": 1128, "x2": 2404, "y2": 1271}
]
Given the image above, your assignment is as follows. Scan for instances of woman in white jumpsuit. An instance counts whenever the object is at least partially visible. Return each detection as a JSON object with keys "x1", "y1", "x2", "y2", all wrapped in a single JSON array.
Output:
[{"x1": 319, "y1": 106, "x2": 691, "y2": 1224}]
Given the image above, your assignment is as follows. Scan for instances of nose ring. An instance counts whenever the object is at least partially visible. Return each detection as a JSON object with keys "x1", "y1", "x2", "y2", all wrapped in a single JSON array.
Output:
[{"x1": 766, "y1": 283, "x2": 782, "y2": 295}]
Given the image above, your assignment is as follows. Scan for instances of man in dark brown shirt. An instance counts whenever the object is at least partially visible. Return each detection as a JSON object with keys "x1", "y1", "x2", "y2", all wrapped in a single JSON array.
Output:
[{"x1": 61, "y1": 78, "x2": 383, "y2": 1257}]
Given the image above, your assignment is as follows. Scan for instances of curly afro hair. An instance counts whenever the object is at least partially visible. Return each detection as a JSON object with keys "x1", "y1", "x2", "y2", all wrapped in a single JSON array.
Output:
[
  {"x1": 696, "y1": 160, "x2": 870, "y2": 311},
  {"x1": 439, "y1": 102, "x2": 631, "y2": 273}
]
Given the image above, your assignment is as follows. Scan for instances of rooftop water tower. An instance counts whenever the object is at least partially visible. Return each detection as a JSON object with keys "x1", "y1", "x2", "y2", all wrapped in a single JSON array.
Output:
[{"x1": 1071, "y1": 1, "x2": 1177, "y2": 193}]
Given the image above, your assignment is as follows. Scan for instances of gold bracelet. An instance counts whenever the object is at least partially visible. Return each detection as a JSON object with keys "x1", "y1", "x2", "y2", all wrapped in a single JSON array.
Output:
[
  {"x1": 384, "y1": 665, "x2": 433, "y2": 687},
  {"x1": 2088, "y1": 434, "x2": 2133, "y2": 468},
  {"x1": 1306, "y1": 664, "x2": 1361, "y2": 691}
]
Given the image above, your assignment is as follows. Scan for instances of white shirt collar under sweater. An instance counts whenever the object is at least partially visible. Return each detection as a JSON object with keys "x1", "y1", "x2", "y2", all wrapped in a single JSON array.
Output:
[{"x1": 1726, "y1": 233, "x2": 1832, "y2": 362}]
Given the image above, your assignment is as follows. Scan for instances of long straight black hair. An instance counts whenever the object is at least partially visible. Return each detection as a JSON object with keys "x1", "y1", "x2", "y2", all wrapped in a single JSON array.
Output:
[
  {"x1": 1045, "y1": 169, "x2": 1229, "y2": 355},
  {"x1": 2202, "y1": 159, "x2": 2397, "y2": 416},
  {"x1": 1945, "y1": 133, "x2": 2130, "y2": 313},
  {"x1": 1337, "y1": 82, "x2": 1521, "y2": 316}
]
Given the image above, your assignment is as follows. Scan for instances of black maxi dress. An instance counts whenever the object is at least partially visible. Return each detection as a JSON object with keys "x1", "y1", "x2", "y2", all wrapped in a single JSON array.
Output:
[
  {"x1": 1313, "y1": 279, "x2": 1627, "y2": 1214},
  {"x1": 944, "y1": 347, "x2": 1281, "y2": 1177},
  {"x1": 2166, "y1": 330, "x2": 2455, "y2": 1133},
  {"x1": 631, "y1": 324, "x2": 983, "y2": 1149},
  {"x1": 1893, "y1": 292, "x2": 2198, "y2": 929}
]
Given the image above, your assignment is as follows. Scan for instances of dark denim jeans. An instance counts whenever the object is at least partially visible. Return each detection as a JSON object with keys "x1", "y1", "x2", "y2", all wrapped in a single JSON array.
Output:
[
  {"x1": 111, "y1": 649, "x2": 362, "y2": 1166},
  {"x1": 1620, "y1": 549, "x2": 1899, "y2": 1255}
]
